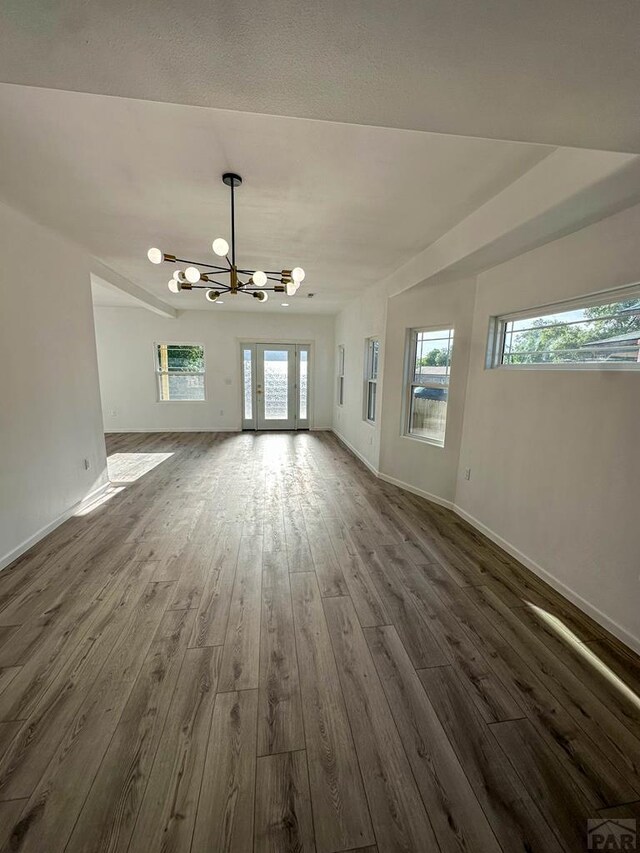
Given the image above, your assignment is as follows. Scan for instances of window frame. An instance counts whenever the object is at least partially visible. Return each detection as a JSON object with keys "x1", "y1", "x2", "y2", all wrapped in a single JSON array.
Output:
[
  {"x1": 363, "y1": 337, "x2": 379, "y2": 424},
  {"x1": 337, "y1": 345, "x2": 345, "y2": 406},
  {"x1": 403, "y1": 325, "x2": 454, "y2": 448},
  {"x1": 154, "y1": 342, "x2": 206, "y2": 402},
  {"x1": 487, "y1": 283, "x2": 640, "y2": 371}
]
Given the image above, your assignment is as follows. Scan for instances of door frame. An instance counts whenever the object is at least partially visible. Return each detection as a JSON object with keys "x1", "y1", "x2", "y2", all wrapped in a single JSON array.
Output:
[{"x1": 239, "y1": 339, "x2": 313, "y2": 430}]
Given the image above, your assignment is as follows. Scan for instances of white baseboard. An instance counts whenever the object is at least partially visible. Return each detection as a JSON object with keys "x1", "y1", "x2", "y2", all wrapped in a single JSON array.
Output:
[
  {"x1": 332, "y1": 429, "x2": 639, "y2": 655},
  {"x1": 378, "y1": 472, "x2": 454, "y2": 510},
  {"x1": 453, "y1": 504, "x2": 640, "y2": 655},
  {"x1": 332, "y1": 429, "x2": 453, "y2": 509},
  {"x1": 0, "y1": 482, "x2": 112, "y2": 573},
  {"x1": 104, "y1": 427, "x2": 241, "y2": 434},
  {"x1": 332, "y1": 429, "x2": 380, "y2": 477}
]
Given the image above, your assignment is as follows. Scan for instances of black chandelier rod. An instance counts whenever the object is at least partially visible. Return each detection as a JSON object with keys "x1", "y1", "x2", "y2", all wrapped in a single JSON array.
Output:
[{"x1": 230, "y1": 179, "x2": 236, "y2": 267}]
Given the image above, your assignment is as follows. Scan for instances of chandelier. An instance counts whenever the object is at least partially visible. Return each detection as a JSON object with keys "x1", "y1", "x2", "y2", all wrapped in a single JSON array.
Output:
[{"x1": 146, "y1": 173, "x2": 305, "y2": 303}]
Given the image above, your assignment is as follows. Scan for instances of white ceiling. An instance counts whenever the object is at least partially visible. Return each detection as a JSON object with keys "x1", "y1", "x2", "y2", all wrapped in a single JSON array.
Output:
[
  {"x1": 0, "y1": 1, "x2": 638, "y2": 153},
  {"x1": 0, "y1": 84, "x2": 553, "y2": 314}
]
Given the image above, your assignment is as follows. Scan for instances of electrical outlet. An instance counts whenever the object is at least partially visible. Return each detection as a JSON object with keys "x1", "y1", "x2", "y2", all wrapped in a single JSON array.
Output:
[
  {"x1": 109, "y1": 409, "x2": 117, "y2": 418},
  {"x1": 464, "y1": 467, "x2": 471, "y2": 480}
]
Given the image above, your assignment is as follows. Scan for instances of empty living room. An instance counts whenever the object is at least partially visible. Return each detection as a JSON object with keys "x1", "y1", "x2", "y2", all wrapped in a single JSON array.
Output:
[{"x1": 1, "y1": 3, "x2": 639, "y2": 852}]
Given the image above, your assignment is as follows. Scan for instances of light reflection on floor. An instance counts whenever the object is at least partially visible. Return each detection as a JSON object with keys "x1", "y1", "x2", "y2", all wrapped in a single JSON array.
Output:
[{"x1": 526, "y1": 602, "x2": 640, "y2": 709}]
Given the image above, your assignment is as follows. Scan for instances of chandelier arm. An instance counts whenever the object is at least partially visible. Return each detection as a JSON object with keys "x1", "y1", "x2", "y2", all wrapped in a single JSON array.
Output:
[
  {"x1": 191, "y1": 281, "x2": 230, "y2": 290},
  {"x1": 173, "y1": 258, "x2": 230, "y2": 273},
  {"x1": 236, "y1": 269, "x2": 282, "y2": 276}
]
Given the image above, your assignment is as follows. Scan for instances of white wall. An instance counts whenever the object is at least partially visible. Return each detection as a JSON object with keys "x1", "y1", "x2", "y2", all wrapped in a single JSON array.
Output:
[
  {"x1": 455, "y1": 203, "x2": 640, "y2": 649},
  {"x1": 379, "y1": 276, "x2": 475, "y2": 504},
  {"x1": 332, "y1": 203, "x2": 640, "y2": 651},
  {"x1": 0, "y1": 201, "x2": 108, "y2": 567},
  {"x1": 332, "y1": 284, "x2": 388, "y2": 471},
  {"x1": 94, "y1": 308, "x2": 335, "y2": 432}
]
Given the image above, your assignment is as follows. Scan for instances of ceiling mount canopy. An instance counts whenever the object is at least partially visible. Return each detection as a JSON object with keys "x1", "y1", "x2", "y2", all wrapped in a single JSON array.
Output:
[{"x1": 147, "y1": 173, "x2": 305, "y2": 304}]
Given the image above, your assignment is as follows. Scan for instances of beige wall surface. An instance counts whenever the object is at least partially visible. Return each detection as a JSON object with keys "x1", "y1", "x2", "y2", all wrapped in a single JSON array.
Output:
[
  {"x1": 0, "y1": 201, "x2": 108, "y2": 567},
  {"x1": 332, "y1": 283, "x2": 388, "y2": 472}
]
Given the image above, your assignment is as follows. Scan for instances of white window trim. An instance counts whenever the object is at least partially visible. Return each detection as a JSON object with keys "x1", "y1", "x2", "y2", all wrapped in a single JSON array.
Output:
[
  {"x1": 337, "y1": 344, "x2": 345, "y2": 406},
  {"x1": 154, "y1": 341, "x2": 207, "y2": 402},
  {"x1": 403, "y1": 325, "x2": 454, "y2": 448},
  {"x1": 487, "y1": 282, "x2": 640, "y2": 371},
  {"x1": 363, "y1": 337, "x2": 379, "y2": 424}
]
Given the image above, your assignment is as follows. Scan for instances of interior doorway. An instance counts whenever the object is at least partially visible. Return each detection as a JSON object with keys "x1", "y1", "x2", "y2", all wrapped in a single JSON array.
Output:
[{"x1": 241, "y1": 343, "x2": 310, "y2": 430}]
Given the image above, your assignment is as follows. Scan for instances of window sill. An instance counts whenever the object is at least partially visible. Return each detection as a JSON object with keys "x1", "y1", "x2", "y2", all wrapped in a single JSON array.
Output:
[
  {"x1": 401, "y1": 432, "x2": 445, "y2": 449},
  {"x1": 156, "y1": 399, "x2": 207, "y2": 403}
]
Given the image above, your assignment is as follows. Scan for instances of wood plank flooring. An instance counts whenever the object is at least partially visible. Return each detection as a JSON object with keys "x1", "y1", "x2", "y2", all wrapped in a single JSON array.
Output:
[{"x1": 0, "y1": 430, "x2": 639, "y2": 853}]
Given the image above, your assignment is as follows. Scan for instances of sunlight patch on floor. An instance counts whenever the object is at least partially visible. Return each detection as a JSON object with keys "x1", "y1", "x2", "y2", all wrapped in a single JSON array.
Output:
[
  {"x1": 106, "y1": 452, "x2": 174, "y2": 484},
  {"x1": 526, "y1": 602, "x2": 640, "y2": 710},
  {"x1": 75, "y1": 486, "x2": 125, "y2": 516}
]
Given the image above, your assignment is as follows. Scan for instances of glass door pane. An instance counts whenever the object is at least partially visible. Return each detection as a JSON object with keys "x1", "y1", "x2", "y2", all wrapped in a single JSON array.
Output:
[
  {"x1": 243, "y1": 348, "x2": 253, "y2": 420},
  {"x1": 263, "y1": 349, "x2": 289, "y2": 420},
  {"x1": 299, "y1": 348, "x2": 308, "y2": 422}
]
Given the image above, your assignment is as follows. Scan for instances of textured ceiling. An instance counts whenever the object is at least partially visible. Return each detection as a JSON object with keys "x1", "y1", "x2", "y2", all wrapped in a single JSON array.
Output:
[
  {"x1": 0, "y1": 0, "x2": 639, "y2": 153},
  {"x1": 0, "y1": 84, "x2": 552, "y2": 313}
]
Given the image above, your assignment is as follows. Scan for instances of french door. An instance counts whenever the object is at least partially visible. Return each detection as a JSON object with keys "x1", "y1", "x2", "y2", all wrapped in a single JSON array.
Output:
[{"x1": 242, "y1": 343, "x2": 310, "y2": 430}]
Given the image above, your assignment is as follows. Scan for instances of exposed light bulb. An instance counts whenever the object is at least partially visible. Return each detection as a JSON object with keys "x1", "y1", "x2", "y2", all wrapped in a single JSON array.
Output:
[
  {"x1": 252, "y1": 270, "x2": 267, "y2": 287},
  {"x1": 212, "y1": 237, "x2": 229, "y2": 257},
  {"x1": 291, "y1": 267, "x2": 305, "y2": 283},
  {"x1": 281, "y1": 303, "x2": 289, "y2": 307},
  {"x1": 285, "y1": 281, "x2": 296, "y2": 297},
  {"x1": 185, "y1": 266, "x2": 201, "y2": 284},
  {"x1": 168, "y1": 280, "x2": 180, "y2": 293},
  {"x1": 205, "y1": 289, "x2": 220, "y2": 302},
  {"x1": 172, "y1": 270, "x2": 182, "y2": 281},
  {"x1": 253, "y1": 290, "x2": 269, "y2": 303},
  {"x1": 147, "y1": 247, "x2": 163, "y2": 264}
]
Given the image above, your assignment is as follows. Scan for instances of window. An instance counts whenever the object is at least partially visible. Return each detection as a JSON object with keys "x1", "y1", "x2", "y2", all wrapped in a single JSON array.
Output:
[
  {"x1": 364, "y1": 338, "x2": 379, "y2": 423},
  {"x1": 490, "y1": 286, "x2": 640, "y2": 369},
  {"x1": 337, "y1": 345, "x2": 345, "y2": 405},
  {"x1": 405, "y1": 327, "x2": 454, "y2": 446},
  {"x1": 155, "y1": 343, "x2": 205, "y2": 401}
]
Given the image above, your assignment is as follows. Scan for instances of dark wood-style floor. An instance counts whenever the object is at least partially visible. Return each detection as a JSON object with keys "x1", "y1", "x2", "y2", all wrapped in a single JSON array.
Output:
[{"x1": 0, "y1": 431, "x2": 638, "y2": 853}]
